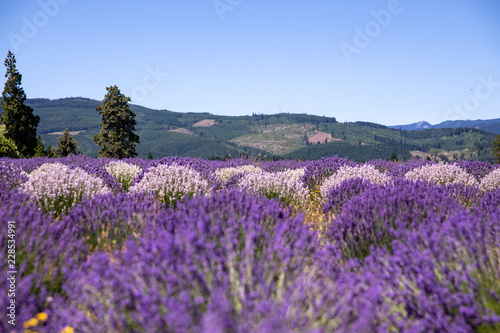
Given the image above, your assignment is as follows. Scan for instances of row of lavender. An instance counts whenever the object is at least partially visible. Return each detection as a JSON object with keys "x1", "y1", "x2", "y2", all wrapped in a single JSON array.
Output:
[{"x1": 1, "y1": 155, "x2": 499, "y2": 332}]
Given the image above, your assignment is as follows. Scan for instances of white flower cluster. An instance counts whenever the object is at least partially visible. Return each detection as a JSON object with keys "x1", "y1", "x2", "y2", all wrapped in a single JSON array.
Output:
[
  {"x1": 479, "y1": 168, "x2": 500, "y2": 192},
  {"x1": 281, "y1": 168, "x2": 306, "y2": 182},
  {"x1": 238, "y1": 170, "x2": 308, "y2": 205},
  {"x1": 129, "y1": 164, "x2": 210, "y2": 206},
  {"x1": 105, "y1": 161, "x2": 142, "y2": 190},
  {"x1": 21, "y1": 163, "x2": 111, "y2": 215},
  {"x1": 29, "y1": 162, "x2": 64, "y2": 178},
  {"x1": 214, "y1": 165, "x2": 262, "y2": 182},
  {"x1": 404, "y1": 162, "x2": 478, "y2": 187},
  {"x1": 320, "y1": 164, "x2": 390, "y2": 198}
]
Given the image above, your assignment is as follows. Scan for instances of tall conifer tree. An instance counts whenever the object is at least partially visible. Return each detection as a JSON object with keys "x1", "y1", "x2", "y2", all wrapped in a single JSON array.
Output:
[
  {"x1": 0, "y1": 51, "x2": 39, "y2": 157},
  {"x1": 93, "y1": 85, "x2": 139, "y2": 158},
  {"x1": 55, "y1": 128, "x2": 80, "y2": 157},
  {"x1": 492, "y1": 135, "x2": 500, "y2": 163}
]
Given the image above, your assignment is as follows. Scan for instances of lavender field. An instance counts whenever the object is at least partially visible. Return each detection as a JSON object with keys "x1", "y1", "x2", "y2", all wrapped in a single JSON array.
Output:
[{"x1": 1, "y1": 155, "x2": 500, "y2": 332}]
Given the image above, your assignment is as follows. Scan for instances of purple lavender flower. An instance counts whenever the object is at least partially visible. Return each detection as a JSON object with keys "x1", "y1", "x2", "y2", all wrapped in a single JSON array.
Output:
[
  {"x1": 61, "y1": 190, "x2": 320, "y2": 332},
  {"x1": 0, "y1": 199, "x2": 88, "y2": 333},
  {"x1": 327, "y1": 179, "x2": 466, "y2": 260}
]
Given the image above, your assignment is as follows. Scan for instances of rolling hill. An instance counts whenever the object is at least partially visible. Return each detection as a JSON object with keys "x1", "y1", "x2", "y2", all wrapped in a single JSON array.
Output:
[{"x1": 12, "y1": 97, "x2": 498, "y2": 162}]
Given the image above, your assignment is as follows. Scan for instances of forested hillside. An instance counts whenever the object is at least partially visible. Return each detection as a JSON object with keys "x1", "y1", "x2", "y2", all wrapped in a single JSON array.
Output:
[{"x1": 25, "y1": 98, "x2": 498, "y2": 162}]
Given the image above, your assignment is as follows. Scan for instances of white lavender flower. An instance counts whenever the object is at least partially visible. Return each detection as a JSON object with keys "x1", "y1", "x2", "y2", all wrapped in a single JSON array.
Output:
[
  {"x1": 129, "y1": 164, "x2": 210, "y2": 207},
  {"x1": 105, "y1": 161, "x2": 142, "y2": 190},
  {"x1": 320, "y1": 164, "x2": 390, "y2": 198},
  {"x1": 479, "y1": 168, "x2": 500, "y2": 192},
  {"x1": 214, "y1": 165, "x2": 263, "y2": 182},
  {"x1": 281, "y1": 168, "x2": 306, "y2": 182},
  {"x1": 238, "y1": 170, "x2": 308, "y2": 205},
  {"x1": 404, "y1": 162, "x2": 478, "y2": 187},
  {"x1": 28, "y1": 162, "x2": 64, "y2": 178},
  {"x1": 21, "y1": 163, "x2": 111, "y2": 215}
]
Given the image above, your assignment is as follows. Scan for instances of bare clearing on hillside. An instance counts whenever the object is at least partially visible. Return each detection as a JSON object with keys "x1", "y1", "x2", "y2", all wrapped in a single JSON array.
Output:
[
  {"x1": 231, "y1": 124, "x2": 334, "y2": 155},
  {"x1": 192, "y1": 119, "x2": 217, "y2": 127},
  {"x1": 48, "y1": 130, "x2": 85, "y2": 135},
  {"x1": 308, "y1": 132, "x2": 333, "y2": 144},
  {"x1": 169, "y1": 128, "x2": 196, "y2": 136}
]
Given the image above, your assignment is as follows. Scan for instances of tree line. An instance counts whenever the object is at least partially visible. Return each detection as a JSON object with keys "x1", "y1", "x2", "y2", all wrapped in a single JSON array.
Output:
[
  {"x1": 1, "y1": 49, "x2": 500, "y2": 163},
  {"x1": 0, "y1": 51, "x2": 140, "y2": 159}
]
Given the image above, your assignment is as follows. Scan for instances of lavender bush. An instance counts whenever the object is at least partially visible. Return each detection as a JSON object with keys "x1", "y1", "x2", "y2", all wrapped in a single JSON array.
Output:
[
  {"x1": 129, "y1": 163, "x2": 210, "y2": 208},
  {"x1": 60, "y1": 190, "x2": 319, "y2": 331},
  {"x1": 322, "y1": 177, "x2": 374, "y2": 214},
  {"x1": 327, "y1": 179, "x2": 467, "y2": 260},
  {"x1": 61, "y1": 192, "x2": 163, "y2": 252},
  {"x1": 238, "y1": 170, "x2": 308, "y2": 206},
  {"x1": 20, "y1": 163, "x2": 111, "y2": 216},
  {"x1": 0, "y1": 199, "x2": 88, "y2": 333},
  {"x1": 105, "y1": 161, "x2": 142, "y2": 191},
  {"x1": 480, "y1": 168, "x2": 500, "y2": 192},
  {"x1": 405, "y1": 162, "x2": 478, "y2": 187},
  {"x1": 214, "y1": 164, "x2": 262, "y2": 182},
  {"x1": 319, "y1": 164, "x2": 390, "y2": 198}
]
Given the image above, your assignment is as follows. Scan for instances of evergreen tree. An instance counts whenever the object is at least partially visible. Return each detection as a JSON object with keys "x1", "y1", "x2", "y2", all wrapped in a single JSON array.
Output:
[
  {"x1": 55, "y1": 128, "x2": 80, "y2": 157},
  {"x1": 0, "y1": 51, "x2": 40, "y2": 157},
  {"x1": 492, "y1": 134, "x2": 500, "y2": 163},
  {"x1": 93, "y1": 85, "x2": 139, "y2": 158},
  {"x1": 34, "y1": 135, "x2": 55, "y2": 157}
]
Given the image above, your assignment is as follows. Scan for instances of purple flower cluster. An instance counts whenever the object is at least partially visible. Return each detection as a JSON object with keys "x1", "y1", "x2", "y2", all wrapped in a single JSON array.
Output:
[
  {"x1": 301, "y1": 156, "x2": 356, "y2": 189},
  {"x1": 0, "y1": 197, "x2": 88, "y2": 333},
  {"x1": 1, "y1": 156, "x2": 499, "y2": 332},
  {"x1": 327, "y1": 179, "x2": 466, "y2": 259},
  {"x1": 59, "y1": 191, "x2": 320, "y2": 331},
  {"x1": 61, "y1": 192, "x2": 163, "y2": 251},
  {"x1": 453, "y1": 159, "x2": 495, "y2": 181},
  {"x1": 322, "y1": 177, "x2": 374, "y2": 214}
]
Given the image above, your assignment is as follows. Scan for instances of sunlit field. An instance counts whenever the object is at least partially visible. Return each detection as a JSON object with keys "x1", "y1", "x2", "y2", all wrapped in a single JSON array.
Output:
[{"x1": 1, "y1": 155, "x2": 500, "y2": 332}]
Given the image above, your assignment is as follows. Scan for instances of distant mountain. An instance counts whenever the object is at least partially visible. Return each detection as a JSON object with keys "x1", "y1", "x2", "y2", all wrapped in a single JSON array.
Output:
[
  {"x1": 390, "y1": 121, "x2": 432, "y2": 131},
  {"x1": 12, "y1": 97, "x2": 497, "y2": 162},
  {"x1": 389, "y1": 118, "x2": 500, "y2": 134}
]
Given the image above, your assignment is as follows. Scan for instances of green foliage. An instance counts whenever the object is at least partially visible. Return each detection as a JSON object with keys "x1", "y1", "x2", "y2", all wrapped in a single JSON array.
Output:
[
  {"x1": 55, "y1": 128, "x2": 80, "y2": 157},
  {"x1": 34, "y1": 135, "x2": 55, "y2": 157},
  {"x1": 0, "y1": 124, "x2": 19, "y2": 157},
  {"x1": 0, "y1": 51, "x2": 40, "y2": 157},
  {"x1": 390, "y1": 151, "x2": 398, "y2": 162},
  {"x1": 93, "y1": 86, "x2": 140, "y2": 158},
  {"x1": 492, "y1": 134, "x2": 500, "y2": 163}
]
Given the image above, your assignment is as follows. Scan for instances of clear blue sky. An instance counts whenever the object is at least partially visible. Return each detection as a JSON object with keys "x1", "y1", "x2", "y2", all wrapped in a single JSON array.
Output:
[{"x1": 1, "y1": 0, "x2": 499, "y2": 126}]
